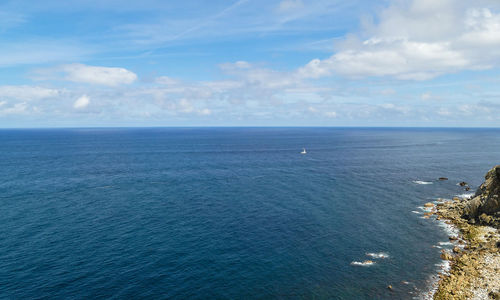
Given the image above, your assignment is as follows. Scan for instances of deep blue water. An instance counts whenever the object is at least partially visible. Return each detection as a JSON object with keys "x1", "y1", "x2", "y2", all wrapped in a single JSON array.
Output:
[{"x1": 1, "y1": 128, "x2": 499, "y2": 299}]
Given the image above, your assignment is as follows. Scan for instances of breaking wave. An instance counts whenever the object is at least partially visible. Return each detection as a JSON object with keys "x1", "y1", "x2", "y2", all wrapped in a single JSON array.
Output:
[{"x1": 413, "y1": 180, "x2": 433, "y2": 185}]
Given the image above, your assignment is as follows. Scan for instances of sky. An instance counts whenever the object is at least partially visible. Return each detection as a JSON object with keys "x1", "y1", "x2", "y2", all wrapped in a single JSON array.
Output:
[{"x1": 1, "y1": 0, "x2": 500, "y2": 127}]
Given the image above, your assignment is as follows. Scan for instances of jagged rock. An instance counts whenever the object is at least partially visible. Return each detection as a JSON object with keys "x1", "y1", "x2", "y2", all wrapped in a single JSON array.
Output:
[
  {"x1": 463, "y1": 166, "x2": 500, "y2": 220},
  {"x1": 479, "y1": 213, "x2": 493, "y2": 225},
  {"x1": 441, "y1": 252, "x2": 453, "y2": 260},
  {"x1": 463, "y1": 197, "x2": 482, "y2": 219},
  {"x1": 489, "y1": 291, "x2": 500, "y2": 299}
]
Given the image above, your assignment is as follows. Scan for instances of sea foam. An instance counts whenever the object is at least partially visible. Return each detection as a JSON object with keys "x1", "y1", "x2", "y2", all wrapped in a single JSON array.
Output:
[
  {"x1": 366, "y1": 252, "x2": 389, "y2": 259},
  {"x1": 455, "y1": 193, "x2": 474, "y2": 199},
  {"x1": 438, "y1": 241, "x2": 453, "y2": 246},
  {"x1": 413, "y1": 180, "x2": 433, "y2": 185},
  {"x1": 350, "y1": 260, "x2": 375, "y2": 266}
]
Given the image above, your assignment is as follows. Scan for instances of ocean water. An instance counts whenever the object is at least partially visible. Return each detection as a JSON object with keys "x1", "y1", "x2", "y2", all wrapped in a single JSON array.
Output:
[{"x1": 1, "y1": 127, "x2": 499, "y2": 299}]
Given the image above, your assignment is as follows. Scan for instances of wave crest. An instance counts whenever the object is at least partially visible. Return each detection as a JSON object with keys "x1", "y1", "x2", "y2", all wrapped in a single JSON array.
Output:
[
  {"x1": 413, "y1": 180, "x2": 433, "y2": 185},
  {"x1": 350, "y1": 260, "x2": 375, "y2": 266},
  {"x1": 366, "y1": 252, "x2": 389, "y2": 259}
]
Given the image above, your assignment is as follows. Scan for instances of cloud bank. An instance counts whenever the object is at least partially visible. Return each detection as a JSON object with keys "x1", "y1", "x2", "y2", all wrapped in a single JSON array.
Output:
[{"x1": 300, "y1": 0, "x2": 500, "y2": 80}]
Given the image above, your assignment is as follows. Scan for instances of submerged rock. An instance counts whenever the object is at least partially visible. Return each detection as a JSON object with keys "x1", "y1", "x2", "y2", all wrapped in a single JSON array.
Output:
[{"x1": 439, "y1": 177, "x2": 448, "y2": 181}]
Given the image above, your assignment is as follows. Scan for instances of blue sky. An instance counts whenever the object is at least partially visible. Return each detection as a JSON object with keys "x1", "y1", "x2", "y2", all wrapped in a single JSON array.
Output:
[{"x1": 1, "y1": 0, "x2": 500, "y2": 127}]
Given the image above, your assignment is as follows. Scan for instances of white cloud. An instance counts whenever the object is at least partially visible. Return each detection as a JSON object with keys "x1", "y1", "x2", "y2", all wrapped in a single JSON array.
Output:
[
  {"x1": 155, "y1": 76, "x2": 180, "y2": 85},
  {"x1": 298, "y1": 0, "x2": 500, "y2": 80},
  {"x1": 198, "y1": 108, "x2": 212, "y2": 115},
  {"x1": 380, "y1": 88, "x2": 396, "y2": 95},
  {"x1": 421, "y1": 93, "x2": 432, "y2": 100},
  {"x1": 324, "y1": 111, "x2": 337, "y2": 118},
  {"x1": 307, "y1": 106, "x2": 317, "y2": 113},
  {"x1": 220, "y1": 61, "x2": 299, "y2": 89},
  {"x1": 437, "y1": 108, "x2": 452, "y2": 116},
  {"x1": 0, "y1": 85, "x2": 59, "y2": 100},
  {"x1": 0, "y1": 102, "x2": 28, "y2": 115},
  {"x1": 60, "y1": 63, "x2": 137, "y2": 86},
  {"x1": 74, "y1": 95, "x2": 90, "y2": 109},
  {"x1": 233, "y1": 61, "x2": 252, "y2": 69}
]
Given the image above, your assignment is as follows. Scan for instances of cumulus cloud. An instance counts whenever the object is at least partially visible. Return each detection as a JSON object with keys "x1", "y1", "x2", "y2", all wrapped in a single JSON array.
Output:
[
  {"x1": 62, "y1": 63, "x2": 137, "y2": 86},
  {"x1": 74, "y1": 95, "x2": 90, "y2": 109},
  {"x1": 298, "y1": 0, "x2": 500, "y2": 80}
]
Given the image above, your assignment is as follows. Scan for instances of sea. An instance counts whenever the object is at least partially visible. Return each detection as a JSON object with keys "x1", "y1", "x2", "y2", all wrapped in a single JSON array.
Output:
[{"x1": 1, "y1": 127, "x2": 499, "y2": 299}]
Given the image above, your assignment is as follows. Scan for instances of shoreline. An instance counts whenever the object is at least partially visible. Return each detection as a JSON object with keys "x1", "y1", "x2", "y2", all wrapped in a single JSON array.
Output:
[{"x1": 427, "y1": 196, "x2": 500, "y2": 299}]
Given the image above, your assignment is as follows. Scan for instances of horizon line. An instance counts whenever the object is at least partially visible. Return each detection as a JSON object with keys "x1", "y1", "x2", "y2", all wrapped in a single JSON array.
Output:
[{"x1": 1, "y1": 126, "x2": 500, "y2": 130}]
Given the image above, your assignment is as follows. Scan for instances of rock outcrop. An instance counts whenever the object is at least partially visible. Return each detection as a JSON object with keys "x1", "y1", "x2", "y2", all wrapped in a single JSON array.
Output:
[
  {"x1": 462, "y1": 165, "x2": 500, "y2": 227},
  {"x1": 432, "y1": 166, "x2": 500, "y2": 299}
]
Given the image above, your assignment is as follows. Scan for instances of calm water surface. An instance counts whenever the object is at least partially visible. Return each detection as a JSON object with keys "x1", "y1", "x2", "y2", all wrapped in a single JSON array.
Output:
[{"x1": 1, "y1": 128, "x2": 499, "y2": 299}]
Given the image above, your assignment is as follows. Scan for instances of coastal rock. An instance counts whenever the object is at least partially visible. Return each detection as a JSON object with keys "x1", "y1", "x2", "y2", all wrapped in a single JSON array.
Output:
[
  {"x1": 441, "y1": 252, "x2": 453, "y2": 261},
  {"x1": 479, "y1": 213, "x2": 493, "y2": 225},
  {"x1": 439, "y1": 177, "x2": 448, "y2": 181},
  {"x1": 475, "y1": 166, "x2": 500, "y2": 197},
  {"x1": 489, "y1": 291, "x2": 500, "y2": 299},
  {"x1": 428, "y1": 166, "x2": 500, "y2": 299},
  {"x1": 424, "y1": 202, "x2": 435, "y2": 208},
  {"x1": 463, "y1": 165, "x2": 500, "y2": 221},
  {"x1": 459, "y1": 181, "x2": 468, "y2": 187},
  {"x1": 463, "y1": 197, "x2": 482, "y2": 219}
]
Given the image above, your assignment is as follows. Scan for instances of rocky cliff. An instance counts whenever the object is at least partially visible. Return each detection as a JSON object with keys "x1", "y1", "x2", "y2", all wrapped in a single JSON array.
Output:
[{"x1": 462, "y1": 165, "x2": 500, "y2": 227}]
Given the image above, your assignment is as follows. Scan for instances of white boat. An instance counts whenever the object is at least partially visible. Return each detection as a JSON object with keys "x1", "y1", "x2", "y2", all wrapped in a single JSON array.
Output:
[{"x1": 301, "y1": 148, "x2": 307, "y2": 154}]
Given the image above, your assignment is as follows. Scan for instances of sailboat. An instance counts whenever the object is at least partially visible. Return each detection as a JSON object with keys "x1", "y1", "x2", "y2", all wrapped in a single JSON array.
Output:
[{"x1": 301, "y1": 148, "x2": 307, "y2": 154}]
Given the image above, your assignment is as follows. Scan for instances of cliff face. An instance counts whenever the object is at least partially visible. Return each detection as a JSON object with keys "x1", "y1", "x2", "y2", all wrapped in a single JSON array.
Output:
[{"x1": 463, "y1": 165, "x2": 500, "y2": 227}]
